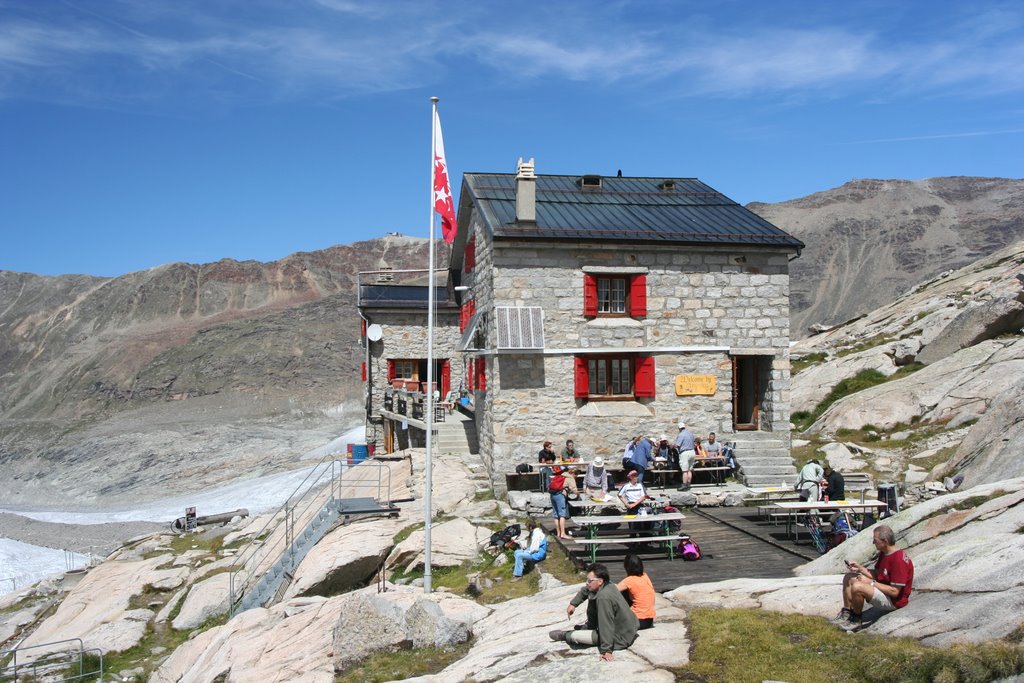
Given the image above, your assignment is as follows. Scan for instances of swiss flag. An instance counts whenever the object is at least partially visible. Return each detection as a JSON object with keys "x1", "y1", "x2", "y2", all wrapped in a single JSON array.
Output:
[{"x1": 433, "y1": 110, "x2": 457, "y2": 244}]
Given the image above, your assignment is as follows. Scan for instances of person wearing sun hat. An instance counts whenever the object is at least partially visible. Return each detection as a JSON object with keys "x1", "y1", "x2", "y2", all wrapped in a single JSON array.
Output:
[{"x1": 583, "y1": 455, "x2": 609, "y2": 497}]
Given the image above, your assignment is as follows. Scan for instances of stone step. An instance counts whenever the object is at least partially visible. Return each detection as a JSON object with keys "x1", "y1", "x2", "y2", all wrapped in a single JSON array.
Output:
[
  {"x1": 738, "y1": 455, "x2": 796, "y2": 468},
  {"x1": 740, "y1": 465, "x2": 800, "y2": 477},
  {"x1": 744, "y1": 476, "x2": 798, "y2": 488}
]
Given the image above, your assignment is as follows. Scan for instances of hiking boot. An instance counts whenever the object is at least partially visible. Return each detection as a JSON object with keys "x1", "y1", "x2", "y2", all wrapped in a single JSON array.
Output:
[
  {"x1": 829, "y1": 608, "x2": 852, "y2": 624},
  {"x1": 549, "y1": 630, "x2": 568, "y2": 642},
  {"x1": 838, "y1": 613, "x2": 863, "y2": 632}
]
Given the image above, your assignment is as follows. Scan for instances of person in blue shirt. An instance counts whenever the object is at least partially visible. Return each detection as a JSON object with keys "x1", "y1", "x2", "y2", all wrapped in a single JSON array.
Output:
[{"x1": 629, "y1": 436, "x2": 654, "y2": 484}]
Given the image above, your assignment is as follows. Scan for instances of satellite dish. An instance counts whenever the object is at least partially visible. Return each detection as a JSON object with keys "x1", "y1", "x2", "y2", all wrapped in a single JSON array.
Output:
[{"x1": 366, "y1": 324, "x2": 383, "y2": 342}]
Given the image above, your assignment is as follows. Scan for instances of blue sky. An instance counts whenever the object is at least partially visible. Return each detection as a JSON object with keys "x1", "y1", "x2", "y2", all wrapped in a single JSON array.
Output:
[{"x1": 2, "y1": 0, "x2": 1022, "y2": 277}]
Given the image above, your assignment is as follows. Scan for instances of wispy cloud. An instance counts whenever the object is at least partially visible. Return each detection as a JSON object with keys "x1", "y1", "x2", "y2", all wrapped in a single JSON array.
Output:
[
  {"x1": 0, "y1": 1, "x2": 1022, "y2": 110},
  {"x1": 843, "y1": 128, "x2": 1024, "y2": 145}
]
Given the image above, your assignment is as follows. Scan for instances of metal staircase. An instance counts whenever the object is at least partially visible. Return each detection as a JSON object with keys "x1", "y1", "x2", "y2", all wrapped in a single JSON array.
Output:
[{"x1": 227, "y1": 457, "x2": 400, "y2": 616}]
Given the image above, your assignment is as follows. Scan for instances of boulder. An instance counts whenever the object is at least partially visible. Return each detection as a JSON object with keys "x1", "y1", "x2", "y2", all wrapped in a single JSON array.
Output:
[
  {"x1": 917, "y1": 297, "x2": 1024, "y2": 365},
  {"x1": 399, "y1": 584, "x2": 689, "y2": 682},
  {"x1": 666, "y1": 491, "x2": 698, "y2": 508},
  {"x1": 331, "y1": 587, "x2": 487, "y2": 672},
  {"x1": 722, "y1": 492, "x2": 744, "y2": 507},
  {"x1": 284, "y1": 516, "x2": 406, "y2": 599},
  {"x1": 386, "y1": 518, "x2": 490, "y2": 572},
  {"x1": 172, "y1": 573, "x2": 230, "y2": 631},
  {"x1": 817, "y1": 443, "x2": 865, "y2": 471},
  {"x1": 507, "y1": 491, "x2": 529, "y2": 511},
  {"x1": 891, "y1": 338, "x2": 921, "y2": 365}
]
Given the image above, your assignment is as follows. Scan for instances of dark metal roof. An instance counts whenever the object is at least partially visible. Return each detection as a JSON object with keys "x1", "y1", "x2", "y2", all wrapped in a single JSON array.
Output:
[
  {"x1": 358, "y1": 285, "x2": 456, "y2": 309},
  {"x1": 462, "y1": 174, "x2": 803, "y2": 249}
]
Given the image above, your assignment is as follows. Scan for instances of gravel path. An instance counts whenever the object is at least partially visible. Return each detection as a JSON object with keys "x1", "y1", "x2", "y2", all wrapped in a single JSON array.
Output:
[{"x1": 0, "y1": 512, "x2": 166, "y2": 557}]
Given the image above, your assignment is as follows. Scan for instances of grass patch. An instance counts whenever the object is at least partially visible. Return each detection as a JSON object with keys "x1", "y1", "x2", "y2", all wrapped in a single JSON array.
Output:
[
  {"x1": 795, "y1": 366, "x2": 927, "y2": 434},
  {"x1": 474, "y1": 488, "x2": 496, "y2": 502},
  {"x1": 955, "y1": 491, "x2": 1007, "y2": 511},
  {"x1": 334, "y1": 640, "x2": 473, "y2": 683},
  {"x1": 392, "y1": 522, "x2": 425, "y2": 545},
  {"x1": 836, "y1": 335, "x2": 893, "y2": 358},
  {"x1": 677, "y1": 607, "x2": 1024, "y2": 683},
  {"x1": 791, "y1": 352, "x2": 828, "y2": 376}
]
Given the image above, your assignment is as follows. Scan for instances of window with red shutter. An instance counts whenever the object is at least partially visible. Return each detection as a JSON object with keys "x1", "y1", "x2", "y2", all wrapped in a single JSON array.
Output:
[
  {"x1": 630, "y1": 274, "x2": 647, "y2": 318},
  {"x1": 440, "y1": 360, "x2": 451, "y2": 396},
  {"x1": 387, "y1": 360, "x2": 396, "y2": 382},
  {"x1": 574, "y1": 357, "x2": 589, "y2": 398},
  {"x1": 634, "y1": 356, "x2": 655, "y2": 397},
  {"x1": 583, "y1": 274, "x2": 597, "y2": 317},
  {"x1": 465, "y1": 237, "x2": 476, "y2": 272},
  {"x1": 475, "y1": 357, "x2": 487, "y2": 391}
]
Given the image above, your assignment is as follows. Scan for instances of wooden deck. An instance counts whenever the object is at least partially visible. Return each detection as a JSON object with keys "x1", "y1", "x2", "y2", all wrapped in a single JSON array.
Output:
[{"x1": 542, "y1": 504, "x2": 818, "y2": 592}]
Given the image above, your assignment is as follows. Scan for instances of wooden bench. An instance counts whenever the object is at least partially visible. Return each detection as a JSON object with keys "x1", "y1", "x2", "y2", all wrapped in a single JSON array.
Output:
[
  {"x1": 572, "y1": 534, "x2": 690, "y2": 562},
  {"x1": 692, "y1": 466, "x2": 731, "y2": 485}
]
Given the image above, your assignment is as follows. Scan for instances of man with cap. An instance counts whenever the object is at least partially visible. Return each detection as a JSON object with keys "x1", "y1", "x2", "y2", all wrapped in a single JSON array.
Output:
[
  {"x1": 675, "y1": 421, "x2": 696, "y2": 490},
  {"x1": 618, "y1": 469, "x2": 650, "y2": 513}
]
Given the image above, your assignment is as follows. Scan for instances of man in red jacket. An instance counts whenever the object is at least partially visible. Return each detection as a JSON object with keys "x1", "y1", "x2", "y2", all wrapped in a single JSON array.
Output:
[{"x1": 833, "y1": 524, "x2": 914, "y2": 631}]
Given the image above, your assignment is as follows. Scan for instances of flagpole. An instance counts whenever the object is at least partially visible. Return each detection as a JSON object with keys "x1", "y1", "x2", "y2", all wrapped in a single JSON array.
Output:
[{"x1": 424, "y1": 96, "x2": 439, "y2": 594}]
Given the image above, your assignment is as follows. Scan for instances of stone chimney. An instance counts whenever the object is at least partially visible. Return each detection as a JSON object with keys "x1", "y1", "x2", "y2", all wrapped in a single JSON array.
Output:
[{"x1": 515, "y1": 157, "x2": 536, "y2": 223}]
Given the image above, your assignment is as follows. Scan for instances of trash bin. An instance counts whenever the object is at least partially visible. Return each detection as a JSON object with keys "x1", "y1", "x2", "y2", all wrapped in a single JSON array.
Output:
[
  {"x1": 877, "y1": 483, "x2": 899, "y2": 518},
  {"x1": 351, "y1": 443, "x2": 369, "y2": 464}
]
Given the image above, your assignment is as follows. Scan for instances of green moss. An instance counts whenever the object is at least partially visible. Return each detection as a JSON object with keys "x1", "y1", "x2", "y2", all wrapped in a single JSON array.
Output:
[
  {"x1": 791, "y1": 352, "x2": 828, "y2": 375},
  {"x1": 334, "y1": 640, "x2": 473, "y2": 683},
  {"x1": 837, "y1": 335, "x2": 893, "y2": 358},
  {"x1": 676, "y1": 606, "x2": 1024, "y2": 683}
]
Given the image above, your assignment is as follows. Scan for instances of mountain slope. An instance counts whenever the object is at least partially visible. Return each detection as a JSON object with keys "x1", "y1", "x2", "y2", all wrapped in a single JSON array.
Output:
[{"x1": 749, "y1": 176, "x2": 1024, "y2": 338}]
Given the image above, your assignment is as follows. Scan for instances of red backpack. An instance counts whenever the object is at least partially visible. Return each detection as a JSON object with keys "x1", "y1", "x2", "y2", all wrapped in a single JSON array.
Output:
[{"x1": 548, "y1": 473, "x2": 566, "y2": 493}]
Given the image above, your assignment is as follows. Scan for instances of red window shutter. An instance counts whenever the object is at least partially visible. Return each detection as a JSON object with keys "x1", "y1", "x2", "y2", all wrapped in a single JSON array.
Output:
[
  {"x1": 459, "y1": 304, "x2": 467, "y2": 333},
  {"x1": 465, "y1": 237, "x2": 476, "y2": 272},
  {"x1": 475, "y1": 357, "x2": 487, "y2": 391},
  {"x1": 634, "y1": 356, "x2": 656, "y2": 397},
  {"x1": 631, "y1": 274, "x2": 647, "y2": 318},
  {"x1": 574, "y1": 357, "x2": 589, "y2": 398},
  {"x1": 467, "y1": 357, "x2": 475, "y2": 390},
  {"x1": 361, "y1": 319, "x2": 366, "y2": 337},
  {"x1": 583, "y1": 274, "x2": 597, "y2": 317},
  {"x1": 387, "y1": 360, "x2": 396, "y2": 382},
  {"x1": 361, "y1": 361, "x2": 367, "y2": 382},
  {"x1": 440, "y1": 360, "x2": 450, "y2": 396}
]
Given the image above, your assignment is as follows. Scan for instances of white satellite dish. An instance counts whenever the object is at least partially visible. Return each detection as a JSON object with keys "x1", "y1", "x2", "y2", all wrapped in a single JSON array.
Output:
[{"x1": 366, "y1": 324, "x2": 383, "y2": 342}]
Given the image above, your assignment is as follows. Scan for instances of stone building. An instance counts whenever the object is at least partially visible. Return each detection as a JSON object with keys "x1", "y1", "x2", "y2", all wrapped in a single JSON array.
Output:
[{"x1": 448, "y1": 160, "x2": 804, "y2": 490}]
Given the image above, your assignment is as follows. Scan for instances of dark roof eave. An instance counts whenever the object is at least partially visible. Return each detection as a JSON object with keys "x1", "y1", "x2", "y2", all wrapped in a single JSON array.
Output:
[{"x1": 491, "y1": 226, "x2": 804, "y2": 251}]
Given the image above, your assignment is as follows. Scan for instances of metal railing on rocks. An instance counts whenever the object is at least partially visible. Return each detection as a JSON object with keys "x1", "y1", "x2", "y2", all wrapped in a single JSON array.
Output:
[
  {"x1": 227, "y1": 456, "x2": 398, "y2": 617},
  {"x1": 0, "y1": 638, "x2": 103, "y2": 682}
]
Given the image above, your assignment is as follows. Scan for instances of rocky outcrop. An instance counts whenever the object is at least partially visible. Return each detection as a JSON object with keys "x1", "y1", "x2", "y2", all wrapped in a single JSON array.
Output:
[
  {"x1": 386, "y1": 518, "x2": 491, "y2": 573},
  {"x1": 283, "y1": 516, "x2": 406, "y2": 599},
  {"x1": 808, "y1": 337, "x2": 1024, "y2": 433},
  {"x1": 917, "y1": 296, "x2": 1024, "y2": 365},
  {"x1": 943, "y1": 375, "x2": 1024, "y2": 486},
  {"x1": 172, "y1": 572, "x2": 231, "y2": 631}
]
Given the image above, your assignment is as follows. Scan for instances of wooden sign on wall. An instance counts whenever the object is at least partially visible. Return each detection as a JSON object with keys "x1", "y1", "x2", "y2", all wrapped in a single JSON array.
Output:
[{"x1": 675, "y1": 375, "x2": 717, "y2": 396}]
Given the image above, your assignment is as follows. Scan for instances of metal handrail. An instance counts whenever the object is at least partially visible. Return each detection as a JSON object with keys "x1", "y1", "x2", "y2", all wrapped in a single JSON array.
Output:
[
  {"x1": 227, "y1": 456, "x2": 396, "y2": 616},
  {"x1": 0, "y1": 638, "x2": 103, "y2": 682}
]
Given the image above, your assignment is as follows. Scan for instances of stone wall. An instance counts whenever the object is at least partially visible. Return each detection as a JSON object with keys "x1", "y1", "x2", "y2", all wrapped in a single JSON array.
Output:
[{"x1": 469, "y1": 235, "x2": 794, "y2": 489}]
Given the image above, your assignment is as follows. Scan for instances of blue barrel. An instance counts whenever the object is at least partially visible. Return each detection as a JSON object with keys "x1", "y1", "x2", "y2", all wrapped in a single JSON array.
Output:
[{"x1": 351, "y1": 443, "x2": 369, "y2": 463}]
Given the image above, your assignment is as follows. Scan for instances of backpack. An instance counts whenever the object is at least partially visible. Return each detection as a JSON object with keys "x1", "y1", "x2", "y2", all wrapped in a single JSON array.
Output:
[
  {"x1": 488, "y1": 523, "x2": 521, "y2": 550},
  {"x1": 548, "y1": 474, "x2": 566, "y2": 493},
  {"x1": 679, "y1": 538, "x2": 702, "y2": 561},
  {"x1": 515, "y1": 463, "x2": 533, "y2": 474}
]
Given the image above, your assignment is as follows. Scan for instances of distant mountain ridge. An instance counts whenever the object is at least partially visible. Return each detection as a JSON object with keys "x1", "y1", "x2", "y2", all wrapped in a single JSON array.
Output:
[
  {"x1": 0, "y1": 235, "x2": 438, "y2": 507},
  {"x1": 749, "y1": 176, "x2": 1024, "y2": 338}
]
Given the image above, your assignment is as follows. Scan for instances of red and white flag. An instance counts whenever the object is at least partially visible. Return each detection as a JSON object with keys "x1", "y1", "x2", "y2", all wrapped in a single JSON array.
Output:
[{"x1": 432, "y1": 110, "x2": 457, "y2": 244}]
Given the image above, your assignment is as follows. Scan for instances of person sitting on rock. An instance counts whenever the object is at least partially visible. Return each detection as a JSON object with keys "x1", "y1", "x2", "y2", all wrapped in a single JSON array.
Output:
[
  {"x1": 617, "y1": 554, "x2": 656, "y2": 630},
  {"x1": 512, "y1": 519, "x2": 547, "y2": 579},
  {"x1": 823, "y1": 462, "x2": 845, "y2": 501},
  {"x1": 550, "y1": 563, "x2": 639, "y2": 661},
  {"x1": 832, "y1": 524, "x2": 914, "y2": 631}
]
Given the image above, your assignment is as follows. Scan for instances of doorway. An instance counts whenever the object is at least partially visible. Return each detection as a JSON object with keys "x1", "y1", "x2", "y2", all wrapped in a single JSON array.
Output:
[{"x1": 732, "y1": 355, "x2": 770, "y2": 431}]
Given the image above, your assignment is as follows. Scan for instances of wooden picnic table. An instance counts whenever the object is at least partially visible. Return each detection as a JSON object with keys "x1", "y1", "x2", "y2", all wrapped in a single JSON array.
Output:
[
  {"x1": 773, "y1": 500, "x2": 889, "y2": 540},
  {"x1": 570, "y1": 511, "x2": 686, "y2": 563}
]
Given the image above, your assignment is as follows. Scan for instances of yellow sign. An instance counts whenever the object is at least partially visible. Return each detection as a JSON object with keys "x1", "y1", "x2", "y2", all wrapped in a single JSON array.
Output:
[{"x1": 675, "y1": 375, "x2": 717, "y2": 396}]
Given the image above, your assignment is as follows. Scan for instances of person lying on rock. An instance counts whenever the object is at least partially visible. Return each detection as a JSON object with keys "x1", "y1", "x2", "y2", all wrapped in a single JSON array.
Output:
[
  {"x1": 832, "y1": 524, "x2": 914, "y2": 631},
  {"x1": 550, "y1": 563, "x2": 639, "y2": 661}
]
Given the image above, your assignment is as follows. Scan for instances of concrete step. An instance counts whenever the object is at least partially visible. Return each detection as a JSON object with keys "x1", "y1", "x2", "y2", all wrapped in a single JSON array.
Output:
[
  {"x1": 744, "y1": 476, "x2": 798, "y2": 488},
  {"x1": 740, "y1": 464, "x2": 800, "y2": 476},
  {"x1": 738, "y1": 455, "x2": 796, "y2": 468}
]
